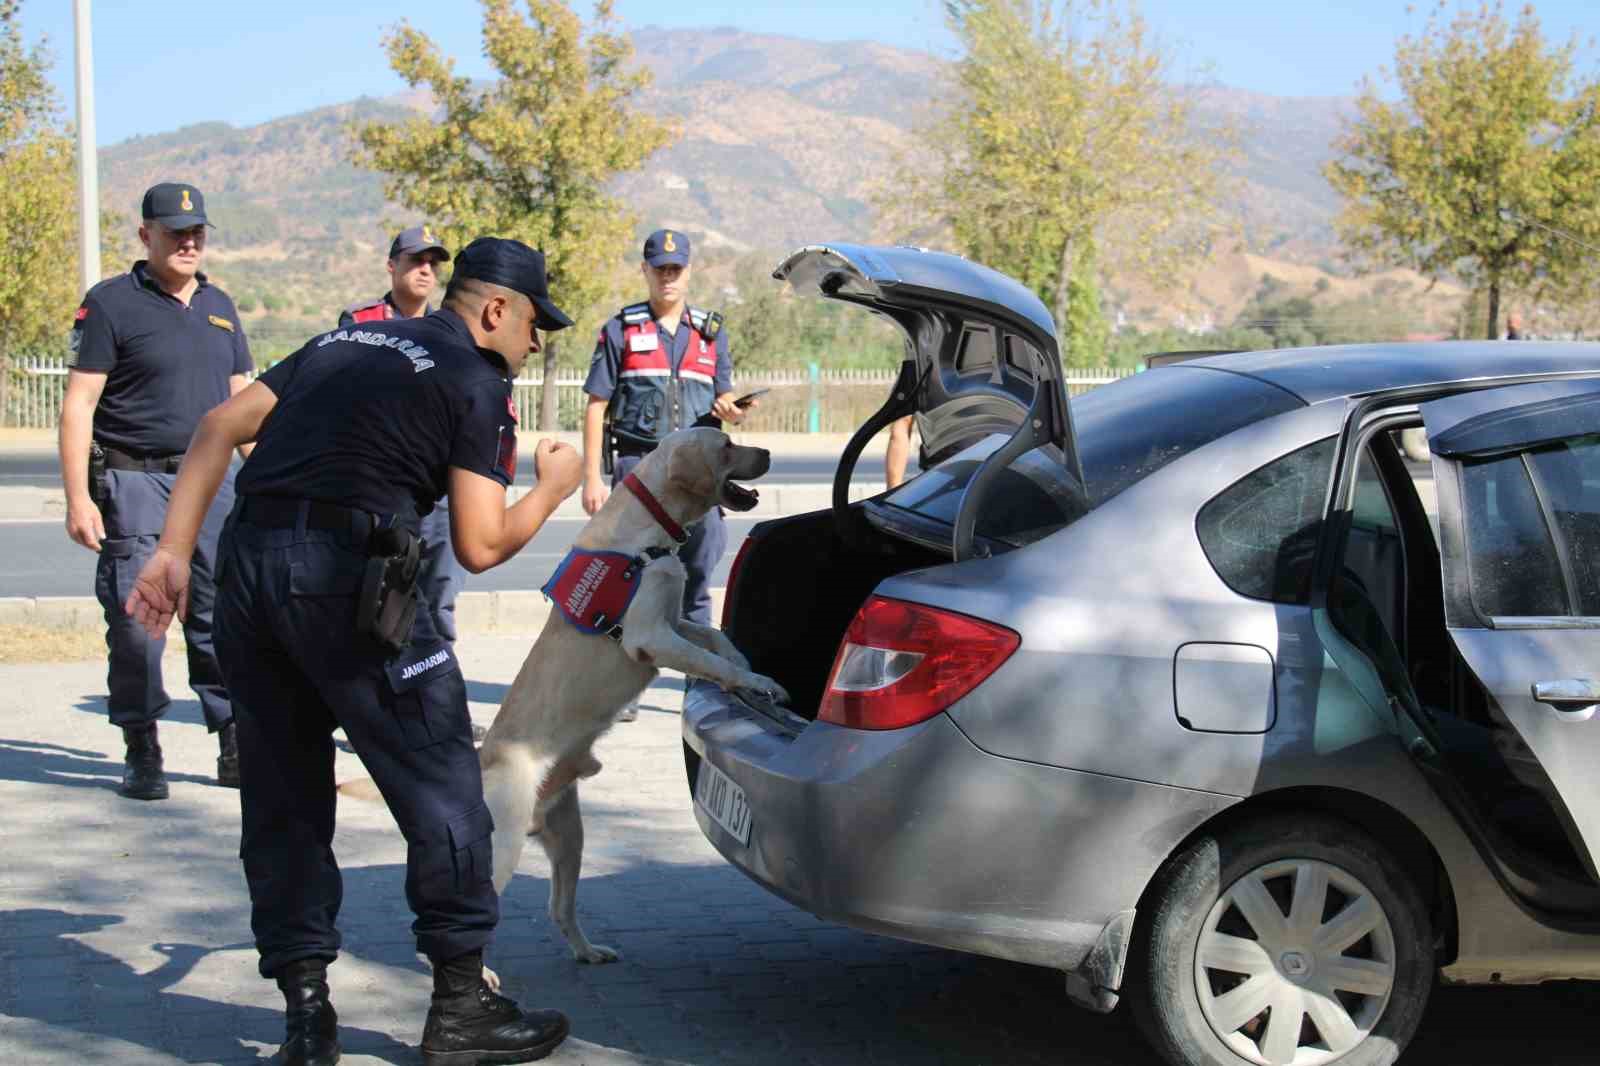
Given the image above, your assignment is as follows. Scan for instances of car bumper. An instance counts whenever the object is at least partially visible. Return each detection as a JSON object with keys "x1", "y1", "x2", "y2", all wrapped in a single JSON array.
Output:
[{"x1": 682, "y1": 686, "x2": 1233, "y2": 977}]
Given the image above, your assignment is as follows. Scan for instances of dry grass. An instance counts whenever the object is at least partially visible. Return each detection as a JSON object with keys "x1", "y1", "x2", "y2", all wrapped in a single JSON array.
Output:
[{"x1": 0, "y1": 625, "x2": 183, "y2": 664}]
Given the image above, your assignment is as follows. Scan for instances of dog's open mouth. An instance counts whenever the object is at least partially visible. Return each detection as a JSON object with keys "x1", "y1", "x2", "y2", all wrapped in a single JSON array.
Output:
[{"x1": 721, "y1": 479, "x2": 760, "y2": 511}]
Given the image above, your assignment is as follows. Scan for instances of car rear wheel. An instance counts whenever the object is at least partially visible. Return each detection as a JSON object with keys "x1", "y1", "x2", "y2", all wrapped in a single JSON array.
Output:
[{"x1": 1128, "y1": 814, "x2": 1433, "y2": 1066}]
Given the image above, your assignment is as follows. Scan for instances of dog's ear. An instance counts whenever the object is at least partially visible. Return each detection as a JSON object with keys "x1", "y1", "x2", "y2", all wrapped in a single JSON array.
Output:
[{"x1": 666, "y1": 436, "x2": 719, "y2": 499}]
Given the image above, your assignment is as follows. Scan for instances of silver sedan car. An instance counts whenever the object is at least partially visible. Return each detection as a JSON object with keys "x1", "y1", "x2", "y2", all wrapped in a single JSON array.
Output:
[{"x1": 684, "y1": 243, "x2": 1600, "y2": 1066}]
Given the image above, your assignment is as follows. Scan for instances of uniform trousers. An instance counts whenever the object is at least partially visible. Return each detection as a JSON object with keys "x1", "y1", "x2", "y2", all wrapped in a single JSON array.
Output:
[
  {"x1": 612, "y1": 451, "x2": 726, "y2": 626},
  {"x1": 214, "y1": 501, "x2": 497, "y2": 977},
  {"x1": 94, "y1": 467, "x2": 235, "y2": 731},
  {"x1": 418, "y1": 498, "x2": 465, "y2": 642}
]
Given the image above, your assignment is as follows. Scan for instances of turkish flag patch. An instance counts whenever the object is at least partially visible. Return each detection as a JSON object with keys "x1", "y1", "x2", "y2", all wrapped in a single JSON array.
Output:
[
  {"x1": 495, "y1": 423, "x2": 517, "y2": 481},
  {"x1": 74, "y1": 305, "x2": 88, "y2": 321}
]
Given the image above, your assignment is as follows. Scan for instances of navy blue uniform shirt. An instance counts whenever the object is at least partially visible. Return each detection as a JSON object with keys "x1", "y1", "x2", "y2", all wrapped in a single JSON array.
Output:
[
  {"x1": 583, "y1": 305, "x2": 732, "y2": 440},
  {"x1": 70, "y1": 261, "x2": 252, "y2": 456},
  {"x1": 237, "y1": 309, "x2": 518, "y2": 519}
]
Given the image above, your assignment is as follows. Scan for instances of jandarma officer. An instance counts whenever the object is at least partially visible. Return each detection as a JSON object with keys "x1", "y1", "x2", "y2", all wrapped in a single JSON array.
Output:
[
  {"x1": 581, "y1": 229, "x2": 752, "y2": 719},
  {"x1": 340, "y1": 225, "x2": 470, "y2": 655},
  {"x1": 59, "y1": 181, "x2": 251, "y2": 799},
  {"x1": 124, "y1": 238, "x2": 583, "y2": 1065}
]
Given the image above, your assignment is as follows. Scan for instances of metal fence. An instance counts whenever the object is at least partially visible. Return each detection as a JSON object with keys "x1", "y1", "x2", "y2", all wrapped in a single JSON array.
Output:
[{"x1": 7, "y1": 356, "x2": 1132, "y2": 432}]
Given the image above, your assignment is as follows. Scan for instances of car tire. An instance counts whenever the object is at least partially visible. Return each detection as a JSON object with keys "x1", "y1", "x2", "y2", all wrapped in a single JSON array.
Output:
[{"x1": 1126, "y1": 814, "x2": 1433, "y2": 1066}]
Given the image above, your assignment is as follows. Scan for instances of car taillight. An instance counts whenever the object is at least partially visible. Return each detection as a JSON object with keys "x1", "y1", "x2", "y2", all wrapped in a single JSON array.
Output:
[
  {"x1": 720, "y1": 536, "x2": 755, "y2": 629},
  {"x1": 818, "y1": 595, "x2": 1020, "y2": 730}
]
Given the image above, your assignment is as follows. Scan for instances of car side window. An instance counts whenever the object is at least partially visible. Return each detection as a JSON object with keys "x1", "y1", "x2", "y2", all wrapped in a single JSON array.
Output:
[
  {"x1": 1460, "y1": 453, "x2": 1568, "y2": 618},
  {"x1": 1525, "y1": 434, "x2": 1600, "y2": 615},
  {"x1": 1197, "y1": 437, "x2": 1336, "y2": 604}
]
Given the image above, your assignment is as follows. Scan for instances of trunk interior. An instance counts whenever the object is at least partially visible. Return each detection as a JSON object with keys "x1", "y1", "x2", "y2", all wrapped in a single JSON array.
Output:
[{"x1": 723, "y1": 507, "x2": 946, "y2": 719}]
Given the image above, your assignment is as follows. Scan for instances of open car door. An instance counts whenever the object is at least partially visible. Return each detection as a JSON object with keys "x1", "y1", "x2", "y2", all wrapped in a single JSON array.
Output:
[
  {"x1": 1423, "y1": 377, "x2": 1600, "y2": 878},
  {"x1": 773, "y1": 244, "x2": 1083, "y2": 561}
]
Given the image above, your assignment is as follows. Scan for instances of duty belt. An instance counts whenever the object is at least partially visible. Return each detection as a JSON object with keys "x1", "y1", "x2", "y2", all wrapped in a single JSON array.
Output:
[
  {"x1": 100, "y1": 445, "x2": 184, "y2": 474},
  {"x1": 239, "y1": 497, "x2": 413, "y2": 539}
]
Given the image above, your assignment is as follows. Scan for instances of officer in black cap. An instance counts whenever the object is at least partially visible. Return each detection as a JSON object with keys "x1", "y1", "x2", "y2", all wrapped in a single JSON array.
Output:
[
  {"x1": 340, "y1": 225, "x2": 468, "y2": 667},
  {"x1": 59, "y1": 181, "x2": 250, "y2": 799},
  {"x1": 339, "y1": 224, "x2": 451, "y2": 327},
  {"x1": 581, "y1": 228, "x2": 752, "y2": 720},
  {"x1": 124, "y1": 236, "x2": 582, "y2": 1066}
]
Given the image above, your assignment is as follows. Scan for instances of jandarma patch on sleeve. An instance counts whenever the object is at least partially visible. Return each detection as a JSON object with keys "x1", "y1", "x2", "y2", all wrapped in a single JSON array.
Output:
[{"x1": 208, "y1": 315, "x2": 235, "y2": 332}]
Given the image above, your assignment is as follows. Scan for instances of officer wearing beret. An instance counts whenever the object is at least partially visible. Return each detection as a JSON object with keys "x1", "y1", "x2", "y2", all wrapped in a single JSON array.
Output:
[
  {"x1": 581, "y1": 229, "x2": 751, "y2": 719},
  {"x1": 341, "y1": 225, "x2": 468, "y2": 658},
  {"x1": 125, "y1": 237, "x2": 582, "y2": 1065},
  {"x1": 59, "y1": 182, "x2": 250, "y2": 799}
]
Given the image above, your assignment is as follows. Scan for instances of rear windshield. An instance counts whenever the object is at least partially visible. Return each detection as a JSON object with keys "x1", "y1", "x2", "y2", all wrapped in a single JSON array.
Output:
[{"x1": 882, "y1": 366, "x2": 1302, "y2": 545}]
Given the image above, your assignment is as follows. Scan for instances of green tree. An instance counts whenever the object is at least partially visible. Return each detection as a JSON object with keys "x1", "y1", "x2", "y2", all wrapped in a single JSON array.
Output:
[
  {"x1": 1062, "y1": 243, "x2": 1109, "y2": 364},
  {"x1": 1325, "y1": 2, "x2": 1600, "y2": 339},
  {"x1": 886, "y1": 0, "x2": 1231, "y2": 355},
  {"x1": 353, "y1": 0, "x2": 675, "y2": 429},
  {"x1": 0, "y1": 0, "x2": 75, "y2": 425}
]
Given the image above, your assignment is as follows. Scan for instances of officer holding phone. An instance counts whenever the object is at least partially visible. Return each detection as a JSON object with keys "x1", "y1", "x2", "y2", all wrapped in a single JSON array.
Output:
[{"x1": 581, "y1": 230, "x2": 754, "y2": 719}]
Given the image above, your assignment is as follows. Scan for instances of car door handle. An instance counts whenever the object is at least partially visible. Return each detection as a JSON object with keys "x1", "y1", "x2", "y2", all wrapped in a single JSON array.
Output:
[{"x1": 1532, "y1": 679, "x2": 1600, "y2": 713}]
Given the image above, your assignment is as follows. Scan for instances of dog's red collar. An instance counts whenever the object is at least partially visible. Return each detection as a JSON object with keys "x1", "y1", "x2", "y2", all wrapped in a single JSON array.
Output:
[{"x1": 622, "y1": 472, "x2": 689, "y2": 544}]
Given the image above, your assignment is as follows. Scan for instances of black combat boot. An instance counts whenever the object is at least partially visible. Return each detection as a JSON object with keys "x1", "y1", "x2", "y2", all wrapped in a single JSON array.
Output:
[
  {"x1": 421, "y1": 950, "x2": 568, "y2": 1065},
  {"x1": 216, "y1": 720, "x2": 241, "y2": 788},
  {"x1": 271, "y1": 958, "x2": 341, "y2": 1066},
  {"x1": 120, "y1": 723, "x2": 168, "y2": 800}
]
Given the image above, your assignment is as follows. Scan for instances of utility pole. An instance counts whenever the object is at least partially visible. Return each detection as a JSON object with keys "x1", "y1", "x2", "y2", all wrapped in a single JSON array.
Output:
[{"x1": 73, "y1": 0, "x2": 99, "y2": 292}]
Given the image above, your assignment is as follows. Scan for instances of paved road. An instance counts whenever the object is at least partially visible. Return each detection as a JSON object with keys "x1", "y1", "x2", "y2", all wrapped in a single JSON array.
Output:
[
  {"x1": 0, "y1": 516, "x2": 762, "y2": 599},
  {"x1": 0, "y1": 453, "x2": 864, "y2": 488},
  {"x1": 3, "y1": 641, "x2": 1599, "y2": 1065}
]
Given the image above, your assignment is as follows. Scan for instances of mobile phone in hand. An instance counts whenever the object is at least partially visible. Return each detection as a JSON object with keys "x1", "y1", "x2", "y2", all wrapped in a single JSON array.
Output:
[{"x1": 734, "y1": 387, "x2": 771, "y2": 408}]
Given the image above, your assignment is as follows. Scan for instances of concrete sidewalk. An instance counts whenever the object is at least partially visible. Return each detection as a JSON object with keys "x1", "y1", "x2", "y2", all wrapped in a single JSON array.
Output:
[
  {"x1": 0, "y1": 640, "x2": 1146, "y2": 1066},
  {"x1": 5, "y1": 648, "x2": 1600, "y2": 1063}
]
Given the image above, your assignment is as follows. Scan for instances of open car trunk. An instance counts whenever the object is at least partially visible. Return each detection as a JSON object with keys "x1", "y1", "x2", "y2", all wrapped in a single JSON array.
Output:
[{"x1": 720, "y1": 508, "x2": 945, "y2": 720}]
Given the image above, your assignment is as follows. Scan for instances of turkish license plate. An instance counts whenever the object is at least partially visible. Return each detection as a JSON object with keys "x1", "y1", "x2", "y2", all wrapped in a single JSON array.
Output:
[{"x1": 695, "y1": 759, "x2": 752, "y2": 845}]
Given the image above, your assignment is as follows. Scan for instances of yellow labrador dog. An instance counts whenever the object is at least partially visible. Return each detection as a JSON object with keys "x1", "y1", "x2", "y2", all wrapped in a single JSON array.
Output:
[{"x1": 482, "y1": 427, "x2": 786, "y2": 964}]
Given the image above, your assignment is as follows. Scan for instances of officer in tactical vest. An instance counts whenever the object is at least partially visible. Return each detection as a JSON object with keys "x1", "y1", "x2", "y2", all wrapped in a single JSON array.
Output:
[
  {"x1": 581, "y1": 229, "x2": 752, "y2": 720},
  {"x1": 341, "y1": 225, "x2": 468, "y2": 653},
  {"x1": 124, "y1": 237, "x2": 582, "y2": 1066},
  {"x1": 59, "y1": 182, "x2": 251, "y2": 799}
]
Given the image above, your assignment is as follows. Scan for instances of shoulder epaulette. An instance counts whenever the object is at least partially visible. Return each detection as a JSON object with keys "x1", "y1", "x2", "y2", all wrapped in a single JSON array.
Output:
[
  {"x1": 620, "y1": 302, "x2": 651, "y2": 324},
  {"x1": 690, "y1": 307, "x2": 724, "y2": 340}
]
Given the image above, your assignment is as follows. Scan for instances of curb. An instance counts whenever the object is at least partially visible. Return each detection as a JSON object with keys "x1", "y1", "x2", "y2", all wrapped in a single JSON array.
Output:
[
  {"x1": 0, "y1": 588, "x2": 731, "y2": 640},
  {"x1": 0, "y1": 480, "x2": 886, "y2": 521}
]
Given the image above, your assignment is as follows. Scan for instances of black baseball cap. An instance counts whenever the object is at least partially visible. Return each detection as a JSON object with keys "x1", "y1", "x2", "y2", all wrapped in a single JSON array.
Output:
[
  {"x1": 141, "y1": 182, "x2": 209, "y2": 229},
  {"x1": 390, "y1": 224, "x2": 451, "y2": 261},
  {"x1": 643, "y1": 228, "x2": 690, "y2": 267},
  {"x1": 452, "y1": 237, "x2": 573, "y2": 331}
]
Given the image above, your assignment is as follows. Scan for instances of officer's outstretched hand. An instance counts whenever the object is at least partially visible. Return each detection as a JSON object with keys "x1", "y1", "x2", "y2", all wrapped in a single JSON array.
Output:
[
  {"x1": 124, "y1": 546, "x2": 192, "y2": 640},
  {"x1": 65, "y1": 496, "x2": 106, "y2": 552},
  {"x1": 534, "y1": 439, "x2": 583, "y2": 501}
]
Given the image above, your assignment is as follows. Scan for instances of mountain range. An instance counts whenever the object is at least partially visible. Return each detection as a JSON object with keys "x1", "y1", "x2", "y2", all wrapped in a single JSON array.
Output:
[{"x1": 93, "y1": 26, "x2": 1463, "y2": 355}]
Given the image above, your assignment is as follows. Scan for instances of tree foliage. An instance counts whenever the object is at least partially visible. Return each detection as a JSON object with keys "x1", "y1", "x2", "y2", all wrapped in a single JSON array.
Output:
[
  {"x1": 1326, "y1": 2, "x2": 1600, "y2": 339},
  {"x1": 885, "y1": 0, "x2": 1231, "y2": 354},
  {"x1": 353, "y1": 0, "x2": 675, "y2": 427},
  {"x1": 0, "y1": 0, "x2": 76, "y2": 424}
]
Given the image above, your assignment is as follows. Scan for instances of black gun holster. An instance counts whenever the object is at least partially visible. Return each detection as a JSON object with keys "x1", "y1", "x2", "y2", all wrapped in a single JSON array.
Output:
[
  {"x1": 87, "y1": 441, "x2": 108, "y2": 509},
  {"x1": 357, "y1": 520, "x2": 423, "y2": 653}
]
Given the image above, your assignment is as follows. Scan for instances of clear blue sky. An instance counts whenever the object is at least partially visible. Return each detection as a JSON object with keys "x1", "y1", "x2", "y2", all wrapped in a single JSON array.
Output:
[{"x1": 21, "y1": 0, "x2": 1600, "y2": 147}]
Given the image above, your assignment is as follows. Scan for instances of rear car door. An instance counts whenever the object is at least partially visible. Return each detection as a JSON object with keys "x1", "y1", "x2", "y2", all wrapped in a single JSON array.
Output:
[{"x1": 1423, "y1": 377, "x2": 1600, "y2": 877}]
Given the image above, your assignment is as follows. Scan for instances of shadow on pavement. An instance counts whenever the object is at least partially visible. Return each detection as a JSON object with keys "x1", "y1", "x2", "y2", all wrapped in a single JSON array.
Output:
[
  {"x1": 0, "y1": 736, "x2": 215, "y2": 792},
  {"x1": 1, "y1": 909, "x2": 417, "y2": 1065},
  {"x1": 72, "y1": 692, "x2": 212, "y2": 728}
]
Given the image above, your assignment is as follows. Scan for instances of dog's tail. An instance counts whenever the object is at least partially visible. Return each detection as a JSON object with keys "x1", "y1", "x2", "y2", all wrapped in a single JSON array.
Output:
[{"x1": 336, "y1": 777, "x2": 385, "y2": 803}]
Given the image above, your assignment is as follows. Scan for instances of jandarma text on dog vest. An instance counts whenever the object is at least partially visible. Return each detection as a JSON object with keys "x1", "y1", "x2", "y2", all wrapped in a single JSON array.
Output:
[{"x1": 564, "y1": 557, "x2": 614, "y2": 618}]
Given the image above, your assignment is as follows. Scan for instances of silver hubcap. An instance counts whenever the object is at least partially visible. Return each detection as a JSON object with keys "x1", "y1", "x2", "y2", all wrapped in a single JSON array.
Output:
[{"x1": 1194, "y1": 859, "x2": 1396, "y2": 1066}]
